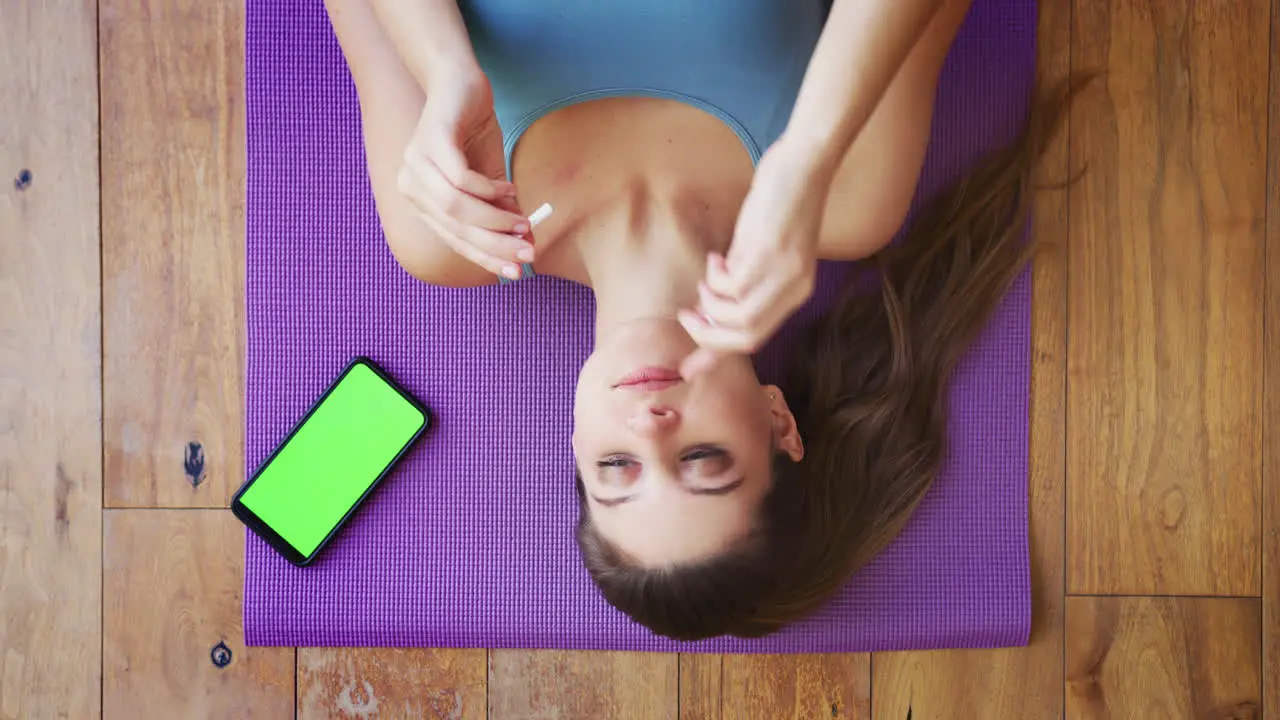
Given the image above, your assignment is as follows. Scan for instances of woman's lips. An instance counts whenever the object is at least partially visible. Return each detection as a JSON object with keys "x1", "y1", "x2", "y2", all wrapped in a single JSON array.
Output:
[
  {"x1": 613, "y1": 367, "x2": 683, "y2": 391},
  {"x1": 619, "y1": 379, "x2": 681, "y2": 392}
]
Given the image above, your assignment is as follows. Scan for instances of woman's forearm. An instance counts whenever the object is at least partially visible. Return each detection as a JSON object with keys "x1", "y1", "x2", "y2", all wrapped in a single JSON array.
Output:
[
  {"x1": 783, "y1": 0, "x2": 945, "y2": 175},
  {"x1": 365, "y1": 0, "x2": 480, "y2": 88}
]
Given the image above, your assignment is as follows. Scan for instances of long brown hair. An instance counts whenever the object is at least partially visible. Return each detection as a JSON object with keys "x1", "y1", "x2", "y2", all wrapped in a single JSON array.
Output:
[{"x1": 577, "y1": 78, "x2": 1085, "y2": 641}]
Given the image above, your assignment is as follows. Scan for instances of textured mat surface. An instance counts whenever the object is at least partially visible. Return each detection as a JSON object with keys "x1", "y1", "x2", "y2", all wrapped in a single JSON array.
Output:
[{"x1": 244, "y1": 0, "x2": 1037, "y2": 652}]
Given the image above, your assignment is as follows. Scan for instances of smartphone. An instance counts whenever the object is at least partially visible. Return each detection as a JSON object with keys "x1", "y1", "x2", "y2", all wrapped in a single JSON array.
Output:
[{"x1": 232, "y1": 357, "x2": 430, "y2": 566}]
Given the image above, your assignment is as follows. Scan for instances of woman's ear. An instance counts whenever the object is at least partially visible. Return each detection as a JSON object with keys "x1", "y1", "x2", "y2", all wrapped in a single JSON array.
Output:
[{"x1": 763, "y1": 385, "x2": 804, "y2": 462}]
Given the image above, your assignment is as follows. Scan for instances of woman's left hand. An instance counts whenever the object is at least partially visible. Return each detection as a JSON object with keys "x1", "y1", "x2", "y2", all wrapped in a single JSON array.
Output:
[{"x1": 678, "y1": 138, "x2": 835, "y2": 377}]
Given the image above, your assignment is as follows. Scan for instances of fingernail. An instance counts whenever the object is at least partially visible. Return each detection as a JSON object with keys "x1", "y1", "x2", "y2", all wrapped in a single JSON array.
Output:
[
  {"x1": 513, "y1": 223, "x2": 530, "y2": 235},
  {"x1": 516, "y1": 248, "x2": 534, "y2": 262},
  {"x1": 503, "y1": 265, "x2": 521, "y2": 279}
]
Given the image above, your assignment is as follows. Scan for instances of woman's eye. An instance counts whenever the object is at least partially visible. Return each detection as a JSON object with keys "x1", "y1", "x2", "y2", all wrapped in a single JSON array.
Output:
[
  {"x1": 681, "y1": 446, "x2": 725, "y2": 462},
  {"x1": 682, "y1": 446, "x2": 731, "y2": 475},
  {"x1": 596, "y1": 456, "x2": 635, "y2": 468}
]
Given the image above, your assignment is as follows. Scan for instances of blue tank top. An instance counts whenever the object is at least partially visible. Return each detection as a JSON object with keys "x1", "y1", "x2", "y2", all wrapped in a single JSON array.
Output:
[{"x1": 459, "y1": 0, "x2": 830, "y2": 280}]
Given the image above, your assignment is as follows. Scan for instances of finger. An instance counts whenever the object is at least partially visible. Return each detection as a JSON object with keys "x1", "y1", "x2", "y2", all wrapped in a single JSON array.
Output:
[
  {"x1": 710, "y1": 247, "x2": 775, "y2": 304},
  {"x1": 399, "y1": 150, "x2": 525, "y2": 235},
  {"x1": 420, "y1": 136, "x2": 517, "y2": 203},
  {"x1": 699, "y1": 268, "x2": 807, "y2": 328},
  {"x1": 401, "y1": 166, "x2": 533, "y2": 270},
  {"x1": 492, "y1": 192, "x2": 524, "y2": 216},
  {"x1": 679, "y1": 348, "x2": 723, "y2": 380},
  {"x1": 720, "y1": 239, "x2": 774, "y2": 295},
  {"x1": 739, "y1": 287, "x2": 802, "y2": 344},
  {"x1": 677, "y1": 309, "x2": 760, "y2": 355},
  {"x1": 686, "y1": 273, "x2": 809, "y2": 352},
  {"x1": 739, "y1": 274, "x2": 813, "y2": 335},
  {"x1": 413, "y1": 203, "x2": 525, "y2": 279},
  {"x1": 405, "y1": 161, "x2": 530, "y2": 236},
  {"x1": 703, "y1": 252, "x2": 743, "y2": 299},
  {"x1": 455, "y1": 224, "x2": 536, "y2": 265},
  {"x1": 420, "y1": 161, "x2": 531, "y2": 234},
  {"x1": 449, "y1": 237, "x2": 526, "y2": 280},
  {"x1": 696, "y1": 281, "x2": 762, "y2": 330},
  {"x1": 494, "y1": 193, "x2": 541, "y2": 245}
]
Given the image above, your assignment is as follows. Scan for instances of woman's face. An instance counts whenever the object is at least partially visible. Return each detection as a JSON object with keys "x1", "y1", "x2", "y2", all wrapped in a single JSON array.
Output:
[{"x1": 572, "y1": 319, "x2": 802, "y2": 567}]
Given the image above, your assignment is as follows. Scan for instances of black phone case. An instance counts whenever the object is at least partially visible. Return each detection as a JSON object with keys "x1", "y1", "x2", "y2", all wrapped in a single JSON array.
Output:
[{"x1": 230, "y1": 356, "x2": 430, "y2": 567}]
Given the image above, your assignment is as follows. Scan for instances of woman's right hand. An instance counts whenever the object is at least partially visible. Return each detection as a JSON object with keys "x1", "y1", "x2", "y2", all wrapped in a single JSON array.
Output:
[{"x1": 397, "y1": 71, "x2": 534, "y2": 280}]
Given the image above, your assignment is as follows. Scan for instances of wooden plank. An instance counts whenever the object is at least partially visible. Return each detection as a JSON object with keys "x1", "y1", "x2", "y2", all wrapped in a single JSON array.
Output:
[
  {"x1": 100, "y1": 0, "x2": 246, "y2": 507},
  {"x1": 874, "y1": 648, "x2": 1052, "y2": 720},
  {"x1": 103, "y1": 510, "x2": 294, "y2": 718},
  {"x1": 1263, "y1": 0, "x2": 1280, "y2": 712},
  {"x1": 1064, "y1": 596, "x2": 1260, "y2": 718},
  {"x1": 715, "y1": 655, "x2": 868, "y2": 720},
  {"x1": 868, "y1": 3, "x2": 1070, "y2": 717},
  {"x1": 488, "y1": 650, "x2": 677, "y2": 720},
  {"x1": 678, "y1": 655, "x2": 722, "y2": 719},
  {"x1": 0, "y1": 1, "x2": 102, "y2": 718},
  {"x1": 680, "y1": 653, "x2": 872, "y2": 720},
  {"x1": 1066, "y1": 0, "x2": 1268, "y2": 595},
  {"x1": 680, "y1": 654, "x2": 870, "y2": 720},
  {"x1": 298, "y1": 648, "x2": 487, "y2": 719}
]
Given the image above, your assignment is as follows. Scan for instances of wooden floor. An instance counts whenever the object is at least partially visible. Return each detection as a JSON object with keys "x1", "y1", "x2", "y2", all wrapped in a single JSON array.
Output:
[{"x1": 2, "y1": 0, "x2": 1277, "y2": 717}]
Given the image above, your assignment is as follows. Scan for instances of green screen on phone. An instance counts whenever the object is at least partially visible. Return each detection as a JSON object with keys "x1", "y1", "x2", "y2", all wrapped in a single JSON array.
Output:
[{"x1": 238, "y1": 361, "x2": 426, "y2": 558}]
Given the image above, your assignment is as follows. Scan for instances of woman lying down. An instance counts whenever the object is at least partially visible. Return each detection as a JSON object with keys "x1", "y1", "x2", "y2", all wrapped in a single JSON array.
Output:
[{"x1": 325, "y1": 0, "x2": 1074, "y2": 640}]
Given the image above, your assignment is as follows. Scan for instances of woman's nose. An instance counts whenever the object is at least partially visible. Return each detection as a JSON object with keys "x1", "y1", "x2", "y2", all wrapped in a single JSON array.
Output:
[{"x1": 628, "y1": 405, "x2": 680, "y2": 437}]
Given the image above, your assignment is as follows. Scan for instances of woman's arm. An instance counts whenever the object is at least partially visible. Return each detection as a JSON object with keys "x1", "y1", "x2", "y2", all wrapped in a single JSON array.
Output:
[
  {"x1": 326, "y1": 0, "x2": 528, "y2": 287},
  {"x1": 811, "y1": 0, "x2": 971, "y2": 260},
  {"x1": 782, "y1": 0, "x2": 947, "y2": 174},
  {"x1": 678, "y1": 0, "x2": 964, "y2": 362},
  {"x1": 362, "y1": 0, "x2": 481, "y2": 88}
]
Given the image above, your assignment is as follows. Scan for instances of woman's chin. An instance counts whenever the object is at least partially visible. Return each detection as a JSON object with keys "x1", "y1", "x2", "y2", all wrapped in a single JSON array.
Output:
[{"x1": 592, "y1": 318, "x2": 697, "y2": 367}]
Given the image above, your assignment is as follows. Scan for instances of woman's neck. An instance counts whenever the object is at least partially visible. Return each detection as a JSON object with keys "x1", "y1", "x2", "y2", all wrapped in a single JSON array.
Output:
[{"x1": 574, "y1": 183, "x2": 733, "y2": 342}]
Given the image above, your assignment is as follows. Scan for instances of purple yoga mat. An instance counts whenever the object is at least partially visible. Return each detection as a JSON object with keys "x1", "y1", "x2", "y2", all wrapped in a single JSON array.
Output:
[{"x1": 244, "y1": 0, "x2": 1037, "y2": 652}]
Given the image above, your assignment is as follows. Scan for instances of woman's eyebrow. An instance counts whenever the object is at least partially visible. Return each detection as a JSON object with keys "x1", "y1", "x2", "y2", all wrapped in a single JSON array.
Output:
[
  {"x1": 590, "y1": 477, "x2": 745, "y2": 508},
  {"x1": 590, "y1": 494, "x2": 636, "y2": 508},
  {"x1": 685, "y1": 477, "x2": 745, "y2": 496}
]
